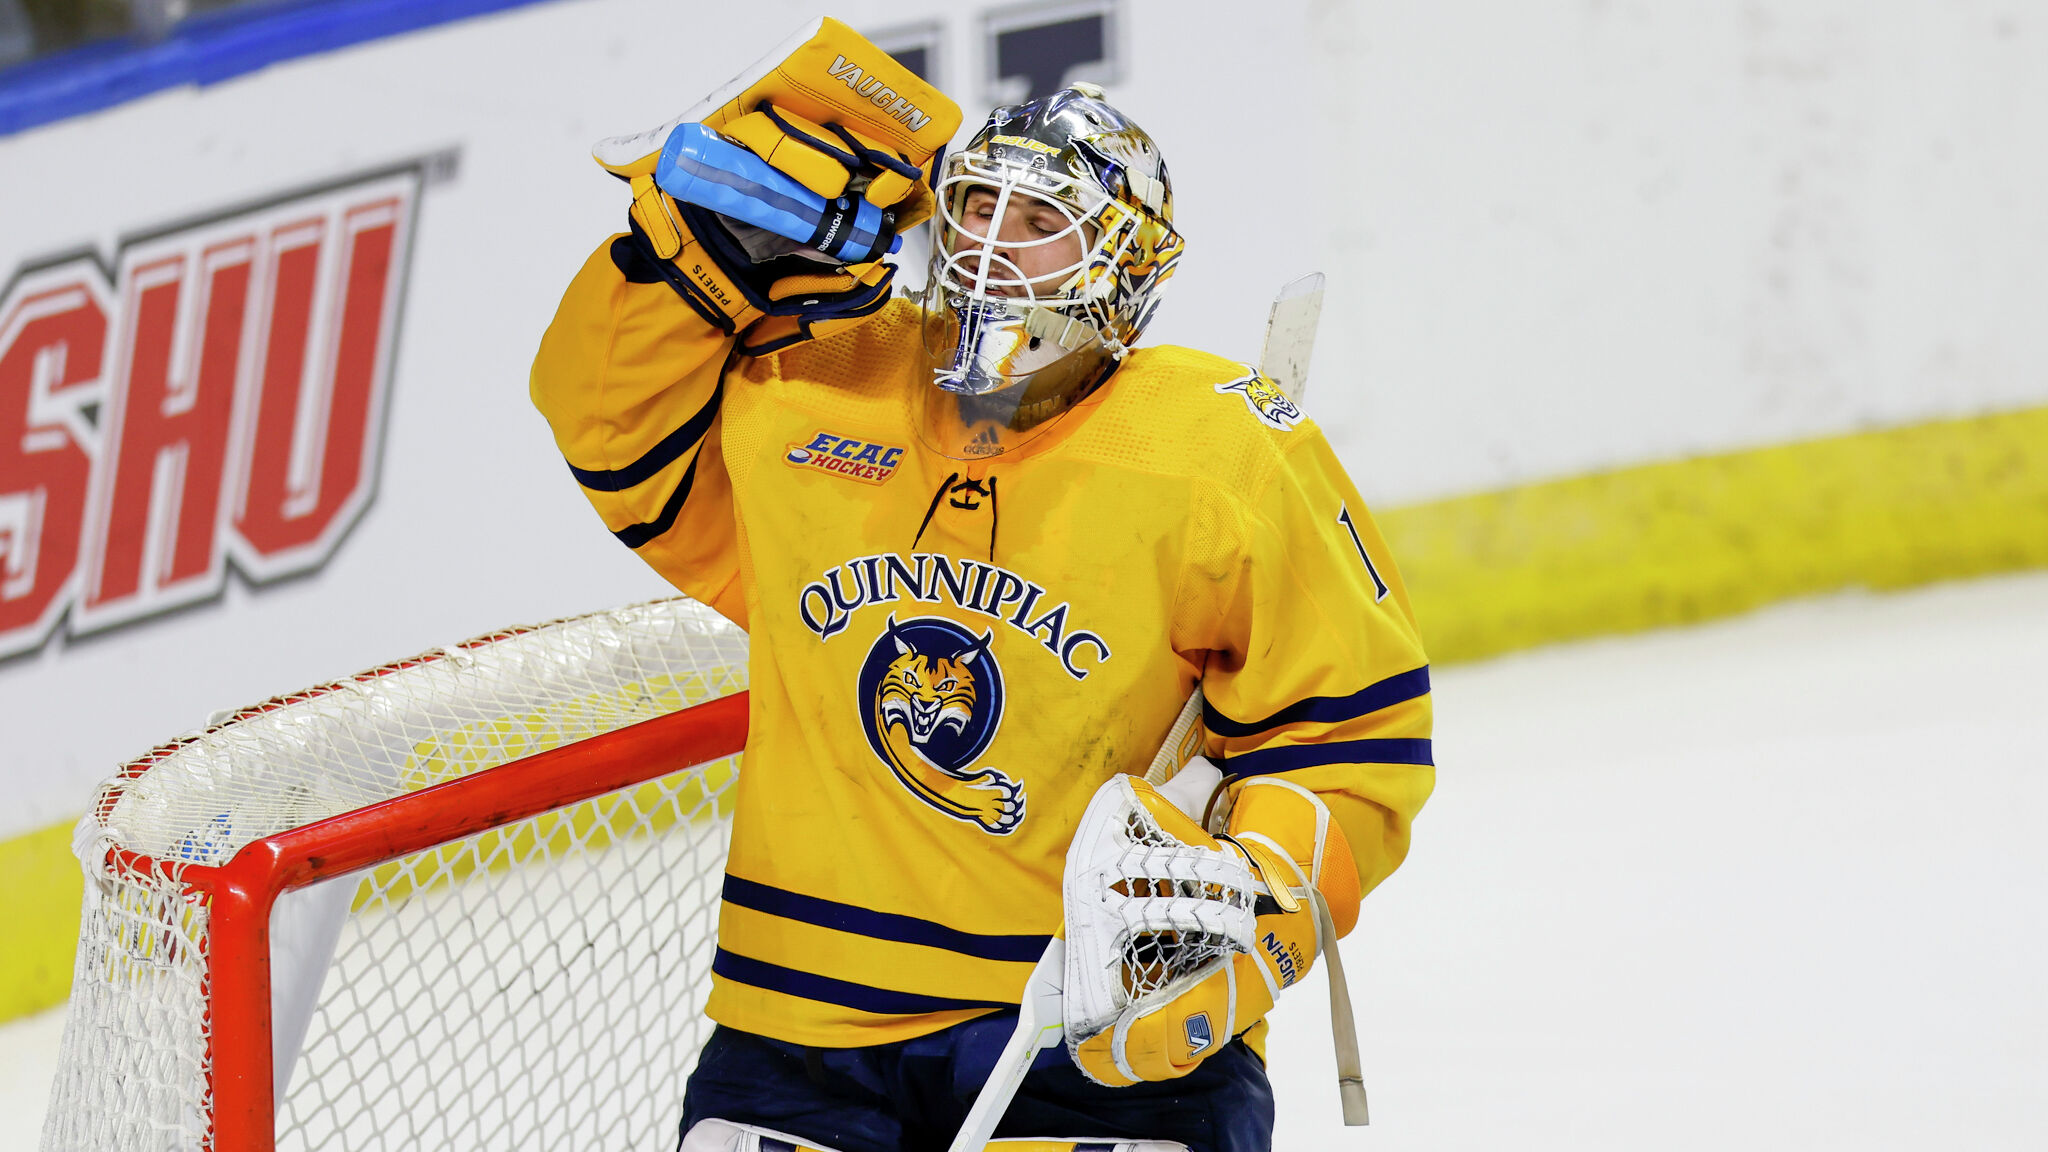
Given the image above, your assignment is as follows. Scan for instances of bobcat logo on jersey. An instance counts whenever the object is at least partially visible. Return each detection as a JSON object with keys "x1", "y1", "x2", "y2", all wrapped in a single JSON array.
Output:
[
  {"x1": 1216, "y1": 371, "x2": 1304, "y2": 431},
  {"x1": 857, "y1": 615, "x2": 1025, "y2": 834}
]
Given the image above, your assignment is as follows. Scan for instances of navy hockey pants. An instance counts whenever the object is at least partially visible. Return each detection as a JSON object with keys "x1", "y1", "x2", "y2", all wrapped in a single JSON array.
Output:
[{"x1": 676, "y1": 1013, "x2": 1275, "y2": 1152}]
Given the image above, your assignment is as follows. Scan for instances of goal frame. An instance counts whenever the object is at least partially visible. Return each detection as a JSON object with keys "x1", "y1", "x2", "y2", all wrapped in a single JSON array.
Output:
[{"x1": 84, "y1": 677, "x2": 748, "y2": 1152}]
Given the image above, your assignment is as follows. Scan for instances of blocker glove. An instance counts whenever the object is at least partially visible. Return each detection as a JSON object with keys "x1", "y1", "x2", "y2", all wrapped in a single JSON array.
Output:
[
  {"x1": 590, "y1": 16, "x2": 960, "y2": 354},
  {"x1": 1063, "y1": 771, "x2": 1362, "y2": 1086}
]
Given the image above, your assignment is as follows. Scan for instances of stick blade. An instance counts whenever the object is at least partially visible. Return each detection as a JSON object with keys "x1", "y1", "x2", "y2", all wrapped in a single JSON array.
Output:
[{"x1": 1257, "y1": 272, "x2": 1326, "y2": 402}]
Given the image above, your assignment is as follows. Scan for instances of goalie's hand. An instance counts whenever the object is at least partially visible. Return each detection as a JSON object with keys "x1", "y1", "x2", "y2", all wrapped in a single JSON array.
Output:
[
  {"x1": 588, "y1": 17, "x2": 959, "y2": 354},
  {"x1": 1063, "y1": 771, "x2": 1361, "y2": 1086}
]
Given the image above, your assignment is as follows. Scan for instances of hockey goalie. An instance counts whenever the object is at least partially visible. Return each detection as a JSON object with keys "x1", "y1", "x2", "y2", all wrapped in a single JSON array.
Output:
[{"x1": 529, "y1": 17, "x2": 1434, "y2": 1152}]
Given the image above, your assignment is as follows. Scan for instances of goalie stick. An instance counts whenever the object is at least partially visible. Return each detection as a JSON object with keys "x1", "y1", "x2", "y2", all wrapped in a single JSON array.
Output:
[
  {"x1": 1141, "y1": 271, "x2": 1325, "y2": 791},
  {"x1": 946, "y1": 274, "x2": 1357, "y2": 1152}
]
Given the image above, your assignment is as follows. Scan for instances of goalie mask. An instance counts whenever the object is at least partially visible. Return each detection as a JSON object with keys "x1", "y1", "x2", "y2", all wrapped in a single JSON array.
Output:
[{"x1": 918, "y1": 84, "x2": 1185, "y2": 460}]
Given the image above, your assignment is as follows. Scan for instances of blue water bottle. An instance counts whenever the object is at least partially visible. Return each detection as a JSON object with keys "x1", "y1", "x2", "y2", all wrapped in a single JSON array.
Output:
[{"x1": 655, "y1": 122, "x2": 903, "y2": 265}]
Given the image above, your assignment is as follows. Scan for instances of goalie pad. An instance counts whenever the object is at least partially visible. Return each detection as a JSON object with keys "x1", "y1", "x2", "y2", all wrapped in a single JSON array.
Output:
[{"x1": 682, "y1": 1118, "x2": 1190, "y2": 1152}]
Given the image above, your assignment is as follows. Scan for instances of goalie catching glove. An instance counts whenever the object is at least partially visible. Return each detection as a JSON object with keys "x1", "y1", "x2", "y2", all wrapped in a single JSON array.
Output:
[
  {"x1": 1061, "y1": 771, "x2": 1362, "y2": 1087},
  {"x1": 590, "y1": 17, "x2": 960, "y2": 353}
]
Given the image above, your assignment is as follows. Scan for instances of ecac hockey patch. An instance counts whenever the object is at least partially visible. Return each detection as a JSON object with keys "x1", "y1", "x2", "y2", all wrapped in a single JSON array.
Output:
[
  {"x1": 1216, "y1": 371, "x2": 1304, "y2": 431},
  {"x1": 785, "y1": 431, "x2": 906, "y2": 485}
]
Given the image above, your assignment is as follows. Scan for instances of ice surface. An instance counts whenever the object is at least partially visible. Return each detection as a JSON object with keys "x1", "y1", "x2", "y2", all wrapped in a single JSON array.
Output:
[{"x1": 1266, "y1": 570, "x2": 2048, "y2": 1150}]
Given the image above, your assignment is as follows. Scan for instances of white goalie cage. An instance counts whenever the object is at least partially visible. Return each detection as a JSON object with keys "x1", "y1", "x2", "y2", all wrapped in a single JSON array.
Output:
[{"x1": 40, "y1": 598, "x2": 751, "y2": 1152}]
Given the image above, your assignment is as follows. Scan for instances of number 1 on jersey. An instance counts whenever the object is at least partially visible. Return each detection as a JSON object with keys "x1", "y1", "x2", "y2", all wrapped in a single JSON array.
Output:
[{"x1": 1337, "y1": 504, "x2": 1390, "y2": 602}]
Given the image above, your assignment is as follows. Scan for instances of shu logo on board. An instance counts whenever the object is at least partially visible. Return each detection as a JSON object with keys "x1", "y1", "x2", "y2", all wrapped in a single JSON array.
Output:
[{"x1": 0, "y1": 163, "x2": 425, "y2": 661}]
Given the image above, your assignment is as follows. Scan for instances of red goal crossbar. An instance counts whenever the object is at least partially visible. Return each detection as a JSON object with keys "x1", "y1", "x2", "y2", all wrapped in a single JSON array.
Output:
[{"x1": 150, "y1": 690, "x2": 749, "y2": 1151}]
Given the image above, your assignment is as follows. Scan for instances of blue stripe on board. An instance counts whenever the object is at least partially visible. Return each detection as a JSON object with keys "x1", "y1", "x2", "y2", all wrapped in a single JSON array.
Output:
[
  {"x1": 1203, "y1": 665, "x2": 1433, "y2": 739},
  {"x1": 712, "y1": 949, "x2": 1015, "y2": 1016},
  {"x1": 1221, "y1": 738, "x2": 1436, "y2": 777},
  {"x1": 568, "y1": 380, "x2": 723, "y2": 493},
  {"x1": 722, "y1": 875, "x2": 1049, "y2": 964},
  {"x1": 1, "y1": 0, "x2": 555, "y2": 137}
]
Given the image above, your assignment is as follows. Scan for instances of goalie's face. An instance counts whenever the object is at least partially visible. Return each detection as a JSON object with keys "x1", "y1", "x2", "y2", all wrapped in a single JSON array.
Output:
[
  {"x1": 947, "y1": 184, "x2": 1093, "y2": 301},
  {"x1": 916, "y1": 86, "x2": 1183, "y2": 462},
  {"x1": 917, "y1": 162, "x2": 1120, "y2": 462}
]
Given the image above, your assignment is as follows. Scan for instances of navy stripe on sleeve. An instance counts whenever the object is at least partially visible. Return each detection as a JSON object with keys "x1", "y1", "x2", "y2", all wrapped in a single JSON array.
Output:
[
  {"x1": 1220, "y1": 738, "x2": 1435, "y2": 777},
  {"x1": 610, "y1": 453, "x2": 699, "y2": 549},
  {"x1": 722, "y1": 876, "x2": 1049, "y2": 963},
  {"x1": 568, "y1": 379, "x2": 723, "y2": 492},
  {"x1": 712, "y1": 949, "x2": 1015, "y2": 1016},
  {"x1": 1204, "y1": 666, "x2": 1431, "y2": 740}
]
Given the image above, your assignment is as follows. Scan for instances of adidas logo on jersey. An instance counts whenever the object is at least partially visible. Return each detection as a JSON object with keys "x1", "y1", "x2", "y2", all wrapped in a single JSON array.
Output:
[
  {"x1": 785, "y1": 431, "x2": 905, "y2": 485},
  {"x1": 963, "y1": 424, "x2": 1004, "y2": 456}
]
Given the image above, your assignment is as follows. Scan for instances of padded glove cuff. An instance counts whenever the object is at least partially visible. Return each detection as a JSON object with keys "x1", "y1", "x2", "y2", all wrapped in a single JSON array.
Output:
[
  {"x1": 1225, "y1": 777, "x2": 1364, "y2": 938},
  {"x1": 621, "y1": 193, "x2": 896, "y2": 356}
]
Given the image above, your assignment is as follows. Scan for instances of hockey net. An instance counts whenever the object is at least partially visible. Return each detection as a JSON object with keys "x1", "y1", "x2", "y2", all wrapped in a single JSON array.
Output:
[{"x1": 41, "y1": 597, "x2": 750, "y2": 1152}]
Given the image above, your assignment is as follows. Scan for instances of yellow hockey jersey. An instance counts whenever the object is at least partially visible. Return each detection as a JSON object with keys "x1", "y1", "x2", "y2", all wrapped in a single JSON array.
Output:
[{"x1": 532, "y1": 236, "x2": 1435, "y2": 1049}]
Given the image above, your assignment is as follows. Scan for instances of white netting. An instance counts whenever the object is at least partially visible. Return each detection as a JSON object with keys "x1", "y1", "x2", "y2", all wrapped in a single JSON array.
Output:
[
  {"x1": 42, "y1": 598, "x2": 748, "y2": 1152},
  {"x1": 1106, "y1": 805, "x2": 1253, "y2": 1004}
]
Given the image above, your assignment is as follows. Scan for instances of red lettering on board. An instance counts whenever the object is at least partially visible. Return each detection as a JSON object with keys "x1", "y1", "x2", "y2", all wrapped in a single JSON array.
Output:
[
  {"x1": 0, "y1": 170, "x2": 419, "y2": 658},
  {"x1": 0, "y1": 281, "x2": 106, "y2": 647}
]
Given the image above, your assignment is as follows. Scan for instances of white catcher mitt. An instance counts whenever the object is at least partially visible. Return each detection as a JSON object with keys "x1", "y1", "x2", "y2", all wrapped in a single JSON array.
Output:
[
  {"x1": 1061, "y1": 768, "x2": 1300, "y2": 1083},
  {"x1": 947, "y1": 764, "x2": 1369, "y2": 1151}
]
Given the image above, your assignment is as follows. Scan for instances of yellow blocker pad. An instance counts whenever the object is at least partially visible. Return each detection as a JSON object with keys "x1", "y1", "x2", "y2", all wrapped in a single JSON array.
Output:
[
  {"x1": 587, "y1": 18, "x2": 962, "y2": 351},
  {"x1": 594, "y1": 17, "x2": 960, "y2": 228}
]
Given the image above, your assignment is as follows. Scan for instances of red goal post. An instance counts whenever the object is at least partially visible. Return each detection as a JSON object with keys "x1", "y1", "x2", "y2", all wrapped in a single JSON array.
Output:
[{"x1": 42, "y1": 598, "x2": 750, "y2": 1152}]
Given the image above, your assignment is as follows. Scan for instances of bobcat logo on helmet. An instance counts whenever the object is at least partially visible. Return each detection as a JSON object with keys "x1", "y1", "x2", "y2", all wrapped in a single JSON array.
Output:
[
  {"x1": 858, "y1": 615, "x2": 1024, "y2": 834},
  {"x1": 1216, "y1": 370, "x2": 1304, "y2": 431}
]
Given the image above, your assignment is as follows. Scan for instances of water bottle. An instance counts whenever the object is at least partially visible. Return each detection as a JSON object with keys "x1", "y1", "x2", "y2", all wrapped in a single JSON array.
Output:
[{"x1": 656, "y1": 122, "x2": 902, "y2": 265}]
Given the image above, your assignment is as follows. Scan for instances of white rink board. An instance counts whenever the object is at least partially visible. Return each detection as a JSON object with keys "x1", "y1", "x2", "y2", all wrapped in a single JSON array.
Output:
[
  {"x1": 11, "y1": 570, "x2": 2048, "y2": 1150},
  {"x1": 5, "y1": 0, "x2": 2048, "y2": 840}
]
